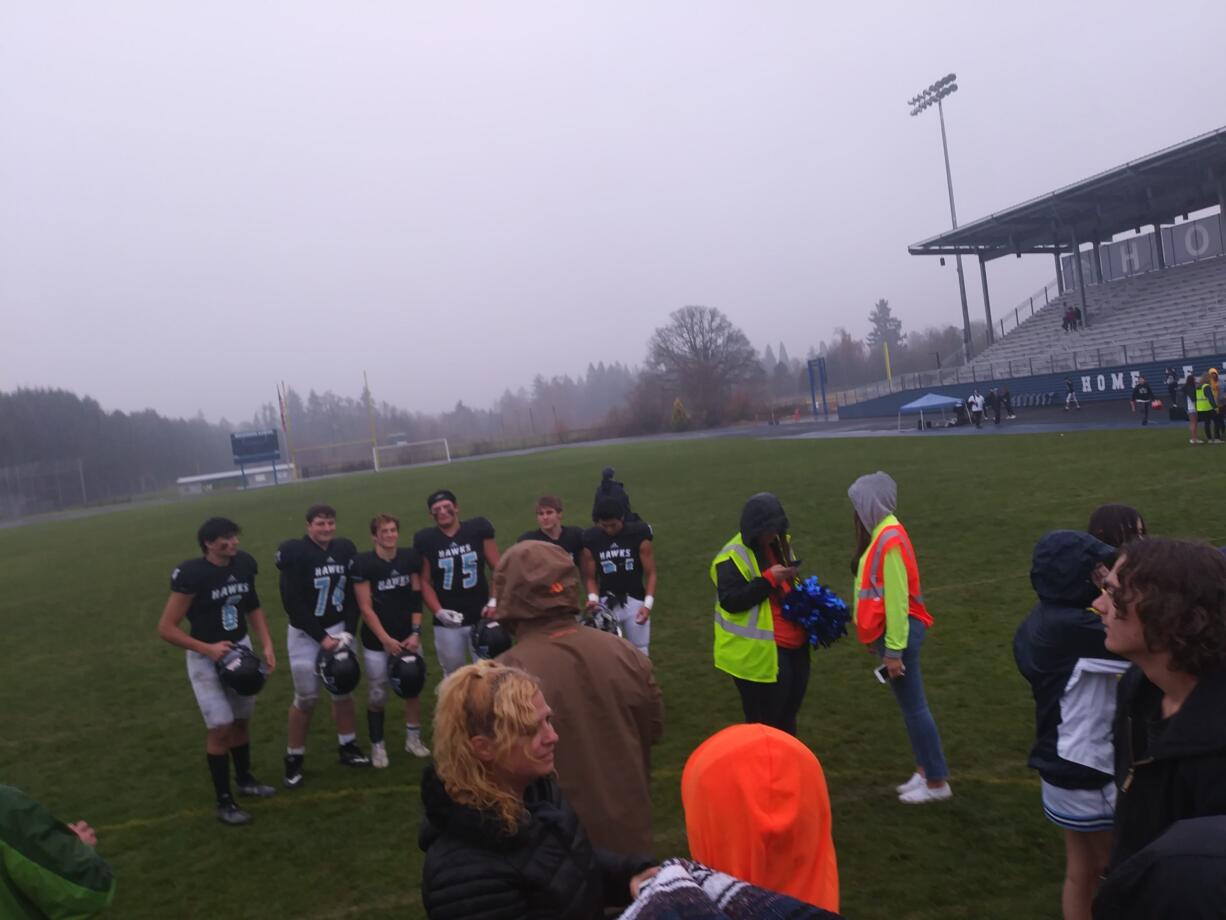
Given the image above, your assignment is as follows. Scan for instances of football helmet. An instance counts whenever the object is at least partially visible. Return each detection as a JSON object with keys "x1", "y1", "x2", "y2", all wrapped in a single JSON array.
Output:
[
  {"x1": 215, "y1": 644, "x2": 266, "y2": 696},
  {"x1": 583, "y1": 603, "x2": 624, "y2": 638},
  {"x1": 388, "y1": 651, "x2": 427, "y2": 699},
  {"x1": 316, "y1": 637, "x2": 360, "y2": 695},
  {"x1": 470, "y1": 619, "x2": 512, "y2": 660}
]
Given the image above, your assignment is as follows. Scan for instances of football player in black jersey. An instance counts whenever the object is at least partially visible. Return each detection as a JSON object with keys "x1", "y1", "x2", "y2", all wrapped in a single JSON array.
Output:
[
  {"x1": 352, "y1": 513, "x2": 430, "y2": 767},
  {"x1": 582, "y1": 497, "x2": 658, "y2": 656},
  {"x1": 276, "y1": 503, "x2": 370, "y2": 788},
  {"x1": 157, "y1": 517, "x2": 277, "y2": 826},
  {"x1": 412, "y1": 489, "x2": 500, "y2": 676},
  {"x1": 517, "y1": 495, "x2": 584, "y2": 567}
]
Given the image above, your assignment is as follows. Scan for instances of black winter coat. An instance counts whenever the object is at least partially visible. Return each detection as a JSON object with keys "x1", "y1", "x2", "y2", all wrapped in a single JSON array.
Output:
[
  {"x1": 1094, "y1": 816, "x2": 1226, "y2": 919},
  {"x1": 1109, "y1": 666, "x2": 1226, "y2": 870},
  {"x1": 418, "y1": 766, "x2": 651, "y2": 920}
]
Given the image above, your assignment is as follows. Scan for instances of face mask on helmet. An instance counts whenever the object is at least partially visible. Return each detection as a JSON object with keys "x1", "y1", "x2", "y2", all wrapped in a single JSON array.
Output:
[
  {"x1": 583, "y1": 603, "x2": 624, "y2": 639},
  {"x1": 316, "y1": 642, "x2": 361, "y2": 695}
]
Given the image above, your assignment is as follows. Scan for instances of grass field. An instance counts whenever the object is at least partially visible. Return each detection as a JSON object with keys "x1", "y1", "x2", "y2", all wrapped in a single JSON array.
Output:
[{"x1": 3, "y1": 428, "x2": 1222, "y2": 919}]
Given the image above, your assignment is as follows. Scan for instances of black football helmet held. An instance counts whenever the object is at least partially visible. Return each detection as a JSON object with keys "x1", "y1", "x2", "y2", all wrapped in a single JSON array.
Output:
[
  {"x1": 316, "y1": 637, "x2": 360, "y2": 695},
  {"x1": 388, "y1": 651, "x2": 427, "y2": 699},
  {"x1": 470, "y1": 619, "x2": 512, "y2": 660},
  {"x1": 215, "y1": 644, "x2": 266, "y2": 696}
]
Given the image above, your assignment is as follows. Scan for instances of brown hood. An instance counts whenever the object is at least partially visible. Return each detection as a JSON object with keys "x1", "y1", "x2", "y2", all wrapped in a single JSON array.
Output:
[{"x1": 493, "y1": 540, "x2": 580, "y2": 623}]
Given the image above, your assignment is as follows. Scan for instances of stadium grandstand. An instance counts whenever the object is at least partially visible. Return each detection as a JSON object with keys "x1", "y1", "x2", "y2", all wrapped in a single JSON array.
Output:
[{"x1": 839, "y1": 125, "x2": 1226, "y2": 414}]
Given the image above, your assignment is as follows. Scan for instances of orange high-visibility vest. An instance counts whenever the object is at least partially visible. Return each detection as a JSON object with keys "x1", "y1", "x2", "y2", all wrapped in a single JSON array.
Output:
[{"x1": 854, "y1": 519, "x2": 932, "y2": 644}]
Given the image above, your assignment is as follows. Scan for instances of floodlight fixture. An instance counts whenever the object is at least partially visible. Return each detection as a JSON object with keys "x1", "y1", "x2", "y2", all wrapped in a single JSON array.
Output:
[{"x1": 908, "y1": 71, "x2": 973, "y2": 354}]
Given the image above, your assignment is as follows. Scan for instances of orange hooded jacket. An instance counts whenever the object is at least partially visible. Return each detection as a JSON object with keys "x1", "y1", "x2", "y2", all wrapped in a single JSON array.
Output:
[{"x1": 681, "y1": 723, "x2": 839, "y2": 911}]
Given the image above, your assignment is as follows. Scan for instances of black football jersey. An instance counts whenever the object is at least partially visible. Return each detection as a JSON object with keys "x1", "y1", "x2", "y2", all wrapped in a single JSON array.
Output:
[
  {"x1": 412, "y1": 517, "x2": 495, "y2": 625},
  {"x1": 582, "y1": 521, "x2": 653, "y2": 600},
  {"x1": 351, "y1": 547, "x2": 422, "y2": 651},
  {"x1": 170, "y1": 551, "x2": 261, "y2": 644},
  {"x1": 275, "y1": 535, "x2": 358, "y2": 635},
  {"x1": 517, "y1": 525, "x2": 584, "y2": 566}
]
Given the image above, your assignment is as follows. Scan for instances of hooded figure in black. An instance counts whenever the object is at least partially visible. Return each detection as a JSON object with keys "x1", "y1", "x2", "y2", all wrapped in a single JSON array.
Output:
[
  {"x1": 591, "y1": 467, "x2": 640, "y2": 524},
  {"x1": 712, "y1": 493, "x2": 807, "y2": 736},
  {"x1": 1014, "y1": 531, "x2": 1127, "y2": 919}
]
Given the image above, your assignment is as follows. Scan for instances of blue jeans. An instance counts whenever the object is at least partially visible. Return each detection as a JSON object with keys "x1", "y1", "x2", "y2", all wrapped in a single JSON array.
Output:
[{"x1": 880, "y1": 618, "x2": 949, "y2": 781}]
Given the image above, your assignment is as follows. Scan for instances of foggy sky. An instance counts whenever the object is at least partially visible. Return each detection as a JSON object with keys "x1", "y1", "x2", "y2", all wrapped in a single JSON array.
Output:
[{"x1": 3, "y1": 1, "x2": 1225, "y2": 423}]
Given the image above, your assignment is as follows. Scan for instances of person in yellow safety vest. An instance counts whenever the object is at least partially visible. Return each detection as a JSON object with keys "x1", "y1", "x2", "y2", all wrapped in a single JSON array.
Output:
[
  {"x1": 708, "y1": 493, "x2": 810, "y2": 736},
  {"x1": 849, "y1": 471, "x2": 952, "y2": 804},
  {"x1": 1199, "y1": 368, "x2": 1222, "y2": 443}
]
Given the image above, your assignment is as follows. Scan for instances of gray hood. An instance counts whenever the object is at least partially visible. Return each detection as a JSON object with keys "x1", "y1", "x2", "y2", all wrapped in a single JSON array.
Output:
[{"x1": 848, "y1": 471, "x2": 897, "y2": 531}]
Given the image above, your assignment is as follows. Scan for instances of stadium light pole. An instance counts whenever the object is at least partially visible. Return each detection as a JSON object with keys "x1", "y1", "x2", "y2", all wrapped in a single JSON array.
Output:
[{"x1": 909, "y1": 73, "x2": 974, "y2": 358}]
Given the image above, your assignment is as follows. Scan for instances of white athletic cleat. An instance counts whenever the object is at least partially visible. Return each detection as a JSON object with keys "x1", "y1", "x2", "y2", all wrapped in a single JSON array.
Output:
[
  {"x1": 896, "y1": 772, "x2": 926, "y2": 795},
  {"x1": 899, "y1": 782, "x2": 953, "y2": 804},
  {"x1": 370, "y1": 742, "x2": 389, "y2": 769},
  {"x1": 405, "y1": 734, "x2": 431, "y2": 758}
]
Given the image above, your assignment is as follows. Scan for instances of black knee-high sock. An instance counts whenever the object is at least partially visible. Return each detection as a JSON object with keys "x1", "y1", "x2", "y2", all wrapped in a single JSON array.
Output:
[
  {"x1": 367, "y1": 710, "x2": 385, "y2": 744},
  {"x1": 231, "y1": 743, "x2": 252, "y2": 783},
  {"x1": 207, "y1": 753, "x2": 231, "y2": 803}
]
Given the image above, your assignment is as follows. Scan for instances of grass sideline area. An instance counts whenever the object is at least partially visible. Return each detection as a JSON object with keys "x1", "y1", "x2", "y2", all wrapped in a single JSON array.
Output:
[{"x1": 2, "y1": 430, "x2": 1221, "y2": 919}]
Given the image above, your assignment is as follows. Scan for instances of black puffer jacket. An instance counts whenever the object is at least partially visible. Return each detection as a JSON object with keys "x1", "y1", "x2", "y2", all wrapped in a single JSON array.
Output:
[
  {"x1": 418, "y1": 766, "x2": 651, "y2": 920},
  {"x1": 1013, "y1": 531, "x2": 1123, "y2": 789},
  {"x1": 1094, "y1": 816, "x2": 1226, "y2": 919}
]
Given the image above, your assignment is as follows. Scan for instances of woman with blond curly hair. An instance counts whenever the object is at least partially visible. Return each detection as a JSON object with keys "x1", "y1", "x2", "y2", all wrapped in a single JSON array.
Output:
[{"x1": 419, "y1": 660, "x2": 657, "y2": 919}]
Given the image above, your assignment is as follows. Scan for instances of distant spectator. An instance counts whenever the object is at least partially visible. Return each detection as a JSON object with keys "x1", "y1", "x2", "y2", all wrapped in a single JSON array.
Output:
[
  {"x1": 987, "y1": 388, "x2": 1002, "y2": 425},
  {"x1": 1002, "y1": 386, "x2": 1016, "y2": 419},
  {"x1": 1130, "y1": 375, "x2": 1154, "y2": 426},
  {"x1": 1093, "y1": 817, "x2": 1226, "y2": 920},
  {"x1": 592, "y1": 467, "x2": 640, "y2": 524},
  {"x1": 968, "y1": 390, "x2": 985, "y2": 428},
  {"x1": 681, "y1": 724, "x2": 839, "y2": 912},
  {"x1": 1087, "y1": 504, "x2": 1146, "y2": 549},
  {"x1": 1200, "y1": 368, "x2": 1222, "y2": 443},
  {"x1": 1065, "y1": 378, "x2": 1081, "y2": 411},
  {"x1": 1163, "y1": 367, "x2": 1178, "y2": 405},
  {"x1": 0, "y1": 785, "x2": 116, "y2": 918},
  {"x1": 1014, "y1": 531, "x2": 1125, "y2": 920},
  {"x1": 1184, "y1": 373, "x2": 1200, "y2": 444},
  {"x1": 1093, "y1": 539, "x2": 1226, "y2": 870},
  {"x1": 1063, "y1": 307, "x2": 1074, "y2": 333},
  {"x1": 1074, "y1": 306, "x2": 1083, "y2": 329}
]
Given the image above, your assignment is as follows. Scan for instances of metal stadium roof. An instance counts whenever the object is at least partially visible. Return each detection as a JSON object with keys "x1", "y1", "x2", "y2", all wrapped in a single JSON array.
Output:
[{"x1": 909, "y1": 125, "x2": 1226, "y2": 261}]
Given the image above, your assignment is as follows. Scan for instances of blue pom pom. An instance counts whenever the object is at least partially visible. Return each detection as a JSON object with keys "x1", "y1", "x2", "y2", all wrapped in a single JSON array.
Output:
[{"x1": 781, "y1": 574, "x2": 851, "y2": 649}]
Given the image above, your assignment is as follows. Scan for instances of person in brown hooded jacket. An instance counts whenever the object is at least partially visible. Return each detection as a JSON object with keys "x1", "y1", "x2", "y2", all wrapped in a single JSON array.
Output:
[{"x1": 494, "y1": 540, "x2": 664, "y2": 856}]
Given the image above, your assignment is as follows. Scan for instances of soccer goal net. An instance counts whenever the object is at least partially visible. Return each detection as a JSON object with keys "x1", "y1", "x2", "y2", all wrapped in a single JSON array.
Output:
[{"x1": 372, "y1": 438, "x2": 452, "y2": 471}]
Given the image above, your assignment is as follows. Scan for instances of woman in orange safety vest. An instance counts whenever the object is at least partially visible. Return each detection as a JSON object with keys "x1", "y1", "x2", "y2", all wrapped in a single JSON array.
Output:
[{"x1": 849, "y1": 471, "x2": 952, "y2": 804}]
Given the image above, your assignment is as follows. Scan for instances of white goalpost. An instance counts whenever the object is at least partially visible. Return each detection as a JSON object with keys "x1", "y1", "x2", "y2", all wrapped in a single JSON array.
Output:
[{"x1": 372, "y1": 438, "x2": 452, "y2": 472}]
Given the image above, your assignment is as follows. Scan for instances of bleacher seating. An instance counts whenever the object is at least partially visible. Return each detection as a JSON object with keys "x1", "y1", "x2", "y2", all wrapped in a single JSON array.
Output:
[{"x1": 966, "y1": 255, "x2": 1226, "y2": 378}]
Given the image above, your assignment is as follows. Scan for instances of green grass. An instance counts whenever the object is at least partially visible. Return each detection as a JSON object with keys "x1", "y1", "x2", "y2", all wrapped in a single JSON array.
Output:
[{"x1": 2, "y1": 429, "x2": 1222, "y2": 919}]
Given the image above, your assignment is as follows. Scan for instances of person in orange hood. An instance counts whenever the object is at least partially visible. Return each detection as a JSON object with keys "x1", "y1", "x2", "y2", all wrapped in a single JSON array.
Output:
[{"x1": 680, "y1": 723, "x2": 839, "y2": 912}]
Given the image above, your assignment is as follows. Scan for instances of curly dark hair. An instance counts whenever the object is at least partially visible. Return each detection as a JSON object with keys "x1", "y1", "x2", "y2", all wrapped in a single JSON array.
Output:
[
  {"x1": 1115, "y1": 538, "x2": 1226, "y2": 676},
  {"x1": 1087, "y1": 503, "x2": 1146, "y2": 548}
]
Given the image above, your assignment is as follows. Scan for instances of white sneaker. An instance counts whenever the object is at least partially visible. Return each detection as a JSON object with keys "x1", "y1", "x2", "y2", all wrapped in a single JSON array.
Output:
[
  {"x1": 405, "y1": 734, "x2": 431, "y2": 758},
  {"x1": 896, "y1": 772, "x2": 926, "y2": 795},
  {"x1": 370, "y1": 742, "x2": 389, "y2": 769},
  {"x1": 899, "y1": 782, "x2": 952, "y2": 804}
]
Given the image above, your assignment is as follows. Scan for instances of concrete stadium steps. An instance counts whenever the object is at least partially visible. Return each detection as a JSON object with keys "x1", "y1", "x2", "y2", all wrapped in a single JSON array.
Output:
[{"x1": 970, "y1": 255, "x2": 1226, "y2": 375}]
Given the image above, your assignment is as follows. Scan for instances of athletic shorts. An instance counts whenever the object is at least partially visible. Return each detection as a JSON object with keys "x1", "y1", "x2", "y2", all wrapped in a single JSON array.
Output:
[
  {"x1": 288, "y1": 621, "x2": 351, "y2": 703},
  {"x1": 187, "y1": 635, "x2": 256, "y2": 729},
  {"x1": 1040, "y1": 779, "x2": 1116, "y2": 832}
]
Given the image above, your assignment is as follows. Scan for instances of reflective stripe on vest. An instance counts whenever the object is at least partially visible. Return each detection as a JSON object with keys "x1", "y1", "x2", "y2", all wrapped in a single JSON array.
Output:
[{"x1": 709, "y1": 535, "x2": 778, "y2": 682}]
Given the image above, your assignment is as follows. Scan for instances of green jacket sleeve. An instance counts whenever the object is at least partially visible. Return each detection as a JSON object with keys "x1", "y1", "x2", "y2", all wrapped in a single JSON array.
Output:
[
  {"x1": 881, "y1": 546, "x2": 910, "y2": 655},
  {"x1": 0, "y1": 787, "x2": 116, "y2": 919}
]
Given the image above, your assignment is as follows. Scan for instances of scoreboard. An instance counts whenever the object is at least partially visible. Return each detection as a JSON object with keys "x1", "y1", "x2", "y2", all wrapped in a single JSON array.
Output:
[{"x1": 230, "y1": 429, "x2": 281, "y2": 465}]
